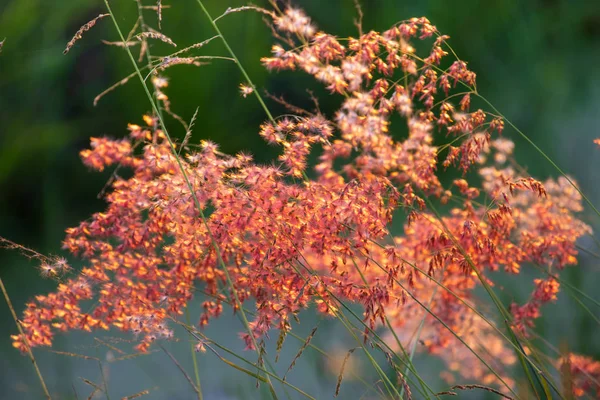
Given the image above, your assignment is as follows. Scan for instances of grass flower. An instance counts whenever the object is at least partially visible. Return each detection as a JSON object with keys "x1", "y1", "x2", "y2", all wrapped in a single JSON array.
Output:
[{"x1": 7, "y1": 3, "x2": 599, "y2": 398}]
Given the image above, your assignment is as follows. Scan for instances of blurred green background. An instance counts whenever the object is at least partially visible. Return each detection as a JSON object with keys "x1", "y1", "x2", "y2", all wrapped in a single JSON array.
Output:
[{"x1": 1, "y1": 0, "x2": 599, "y2": 398}]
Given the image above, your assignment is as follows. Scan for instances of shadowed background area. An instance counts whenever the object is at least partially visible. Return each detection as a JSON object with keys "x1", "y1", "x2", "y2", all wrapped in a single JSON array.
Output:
[{"x1": 1, "y1": 0, "x2": 599, "y2": 398}]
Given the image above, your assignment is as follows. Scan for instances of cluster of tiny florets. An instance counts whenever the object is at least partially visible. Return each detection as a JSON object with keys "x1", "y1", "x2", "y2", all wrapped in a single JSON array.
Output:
[{"x1": 11, "y1": 5, "x2": 597, "y2": 396}]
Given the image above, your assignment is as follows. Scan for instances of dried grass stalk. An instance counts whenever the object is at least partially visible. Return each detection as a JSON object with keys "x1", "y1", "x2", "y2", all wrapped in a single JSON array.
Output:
[
  {"x1": 64, "y1": 14, "x2": 110, "y2": 55},
  {"x1": 141, "y1": 5, "x2": 170, "y2": 10},
  {"x1": 169, "y1": 35, "x2": 218, "y2": 58},
  {"x1": 334, "y1": 348, "x2": 356, "y2": 397},
  {"x1": 122, "y1": 389, "x2": 151, "y2": 399},
  {"x1": 135, "y1": 31, "x2": 176, "y2": 47},
  {"x1": 80, "y1": 377, "x2": 103, "y2": 392},
  {"x1": 274, "y1": 326, "x2": 288, "y2": 363},
  {"x1": 157, "y1": 0, "x2": 163, "y2": 29},
  {"x1": 138, "y1": 39, "x2": 148, "y2": 63},
  {"x1": 397, "y1": 372, "x2": 413, "y2": 400},
  {"x1": 283, "y1": 326, "x2": 317, "y2": 381},
  {"x1": 213, "y1": 6, "x2": 276, "y2": 23},
  {"x1": 94, "y1": 72, "x2": 138, "y2": 106},
  {"x1": 101, "y1": 40, "x2": 139, "y2": 48},
  {"x1": 47, "y1": 350, "x2": 99, "y2": 361},
  {"x1": 158, "y1": 56, "x2": 205, "y2": 70},
  {"x1": 179, "y1": 106, "x2": 199, "y2": 155},
  {"x1": 452, "y1": 384, "x2": 514, "y2": 399}
]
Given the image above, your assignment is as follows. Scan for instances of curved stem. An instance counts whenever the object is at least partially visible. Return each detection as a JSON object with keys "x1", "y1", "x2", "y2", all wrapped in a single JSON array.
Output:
[
  {"x1": 194, "y1": 0, "x2": 275, "y2": 124},
  {"x1": 101, "y1": 1, "x2": 280, "y2": 397},
  {"x1": 1, "y1": 277, "x2": 52, "y2": 399}
]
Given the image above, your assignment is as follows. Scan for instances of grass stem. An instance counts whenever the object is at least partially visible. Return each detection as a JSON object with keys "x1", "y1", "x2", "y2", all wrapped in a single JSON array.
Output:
[{"x1": 0, "y1": 276, "x2": 52, "y2": 399}]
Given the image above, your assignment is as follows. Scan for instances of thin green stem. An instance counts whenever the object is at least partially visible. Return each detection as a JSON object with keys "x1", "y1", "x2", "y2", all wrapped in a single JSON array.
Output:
[
  {"x1": 188, "y1": 285, "x2": 385, "y2": 398},
  {"x1": 352, "y1": 246, "x2": 518, "y2": 398},
  {"x1": 529, "y1": 264, "x2": 600, "y2": 323},
  {"x1": 96, "y1": 357, "x2": 111, "y2": 400},
  {"x1": 0, "y1": 277, "x2": 52, "y2": 400},
  {"x1": 159, "y1": 343, "x2": 202, "y2": 398},
  {"x1": 400, "y1": 265, "x2": 448, "y2": 399},
  {"x1": 180, "y1": 323, "x2": 316, "y2": 400},
  {"x1": 230, "y1": 185, "x2": 437, "y2": 398},
  {"x1": 194, "y1": 2, "x2": 312, "y2": 181},
  {"x1": 346, "y1": 220, "x2": 571, "y2": 400},
  {"x1": 476, "y1": 93, "x2": 600, "y2": 220},
  {"x1": 101, "y1": 1, "x2": 280, "y2": 397},
  {"x1": 289, "y1": 259, "x2": 424, "y2": 400},
  {"x1": 186, "y1": 308, "x2": 203, "y2": 400},
  {"x1": 230, "y1": 188, "x2": 434, "y2": 397},
  {"x1": 194, "y1": 0, "x2": 275, "y2": 124},
  {"x1": 424, "y1": 197, "x2": 562, "y2": 399},
  {"x1": 347, "y1": 257, "x2": 433, "y2": 398}
]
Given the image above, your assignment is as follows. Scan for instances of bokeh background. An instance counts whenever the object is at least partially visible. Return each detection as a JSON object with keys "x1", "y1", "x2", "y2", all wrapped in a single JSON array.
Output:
[{"x1": 1, "y1": 0, "x2": 600, "y2": 398}]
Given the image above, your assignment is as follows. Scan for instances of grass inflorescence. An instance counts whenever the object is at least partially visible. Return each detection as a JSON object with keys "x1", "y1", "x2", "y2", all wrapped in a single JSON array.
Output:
[{"x1": 3, "y1": 1, "x2": 600, "y2": 399}]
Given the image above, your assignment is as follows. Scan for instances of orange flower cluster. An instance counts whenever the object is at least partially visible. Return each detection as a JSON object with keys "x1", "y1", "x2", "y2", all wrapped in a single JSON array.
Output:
[
  {"x1": 560, "y1": 353, "x2": 600, "y2": 398},
  {"x1": 12, "y1": 5, "x2": 596, "y2": 394}
]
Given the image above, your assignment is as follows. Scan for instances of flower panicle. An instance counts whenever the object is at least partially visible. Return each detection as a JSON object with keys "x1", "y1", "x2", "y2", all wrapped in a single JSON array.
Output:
[{"x1": 11, "y1": 4, "x2": 597, "y2": 396}]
